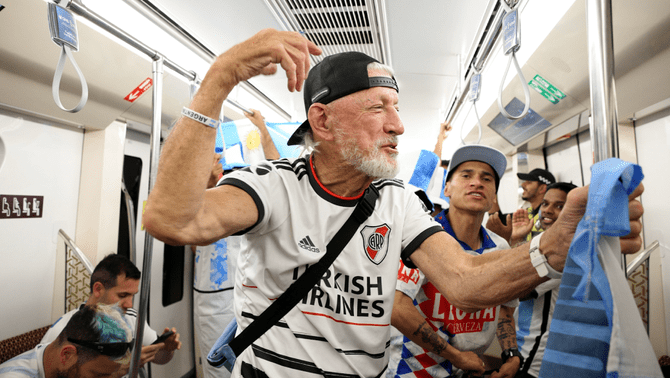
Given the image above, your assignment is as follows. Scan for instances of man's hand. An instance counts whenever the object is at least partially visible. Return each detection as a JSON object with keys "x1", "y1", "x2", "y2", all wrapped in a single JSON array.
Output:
[
  {"x1": 244, "y1": 108, "x2": 266, "y2": 129},
  {"x1": 509, "y1": 209, "x2": 533, "y2": 247},
  {"x1": 438, "y1": 122, "x2": 452, "y2": 140},
  {"x1": 453, "y1": 351, "x2": 485, "y2": 376},
  {"x1": 138, "y1": 343, "x2": 163, "y2": 365},
  {"x1": 215, "y1": 29, "x2": 322, "y2": 92},
  {"x1": 486, "y1": 212, "x2": 512, "y2": 242},
  {"x1": 542, "y1": 183, "x2": 644, "y2": 272},
  {"x1": 159, "y1": 327, "x2": 181, "y2": 352},
  {"x1": 620, "y1": 184, "x2": 644, "y2": 253},
  {"x1": 490, "y1": 357, "x2": 521, "y2": 378}
]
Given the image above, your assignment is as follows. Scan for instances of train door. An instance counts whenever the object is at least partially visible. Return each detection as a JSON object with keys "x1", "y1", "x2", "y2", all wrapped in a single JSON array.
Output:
[
  {"x1": 634, "y1": 107, "x2": 670, "y2": 356},
  {"x1": 123, "y1": 127, "x2": 195, "y2": 378}
]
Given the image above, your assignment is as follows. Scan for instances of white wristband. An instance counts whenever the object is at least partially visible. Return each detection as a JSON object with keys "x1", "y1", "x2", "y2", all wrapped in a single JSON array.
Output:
[
  {"x1": 529, "y1": 232, "x2": 562, "y2": 279},
  {"x1": 182, "y1": 107, "x2": 220, "y2": 128}
]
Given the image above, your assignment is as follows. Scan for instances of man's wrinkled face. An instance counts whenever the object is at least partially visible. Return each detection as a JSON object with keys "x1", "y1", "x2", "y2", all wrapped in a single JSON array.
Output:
[
  {"x1": 328, "y1": 70, "x2": 404, "y2": 179},
  {"x1": 539, "y1": 188, "x2": 568, "y2": 230}
]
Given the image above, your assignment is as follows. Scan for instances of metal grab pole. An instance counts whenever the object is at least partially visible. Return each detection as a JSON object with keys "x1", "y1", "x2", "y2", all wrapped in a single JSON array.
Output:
[
  {"x1": 128, "y1": 55, "x2": 164, "y2": 378},
  {"x1": 586, "y1": 0, "x2": 624, "y2": 272}
]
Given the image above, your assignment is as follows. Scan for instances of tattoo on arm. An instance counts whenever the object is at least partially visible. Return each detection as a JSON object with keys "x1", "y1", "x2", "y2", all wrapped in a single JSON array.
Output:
[
  {"x1": 413, "y1": 322, "x2": 447, "y2": 356},
  {"x1": 496, "y1": 315, "x2": 517, "y2": 350}
]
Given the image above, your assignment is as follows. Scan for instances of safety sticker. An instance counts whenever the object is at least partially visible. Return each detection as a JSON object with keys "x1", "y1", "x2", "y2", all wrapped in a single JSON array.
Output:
[
  {"x1": 124, "y1": 78, "x2": 153, "y2": 103},
  {"x1": 1, "y1": 195, "x2": 44, "y2": 219}
]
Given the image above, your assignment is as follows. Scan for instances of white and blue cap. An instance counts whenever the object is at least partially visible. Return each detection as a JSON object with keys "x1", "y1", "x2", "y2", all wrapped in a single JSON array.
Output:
[{"x1": 446, "y1": 145, "x2": 507, "y2": 191}]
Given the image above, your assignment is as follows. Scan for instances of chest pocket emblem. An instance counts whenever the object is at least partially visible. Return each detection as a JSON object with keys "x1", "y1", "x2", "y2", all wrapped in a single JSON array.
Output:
[{"x1": 360, "y1": 224, "x2": 391, "y2": 265}]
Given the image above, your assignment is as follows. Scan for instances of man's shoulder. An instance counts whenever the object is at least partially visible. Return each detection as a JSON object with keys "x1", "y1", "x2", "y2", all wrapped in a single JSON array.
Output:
[
  {"x1": 0, "y1": 344, "x2": 44, "y2": 377},
  {"x1": 372, "y1": 178, "x2": 405, "y2": 192},
  {"x1": 484, "y1": 228, "x2": 511, "y2": 249},
  {"x1": 231, "y1": 157, "x2": 308, "y2": 180}
]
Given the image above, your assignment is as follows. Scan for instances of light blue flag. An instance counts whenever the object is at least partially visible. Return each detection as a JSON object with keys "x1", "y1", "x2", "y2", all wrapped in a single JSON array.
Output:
[
  {"x1": 539, "y1": 158, "x2": 662, "y2": 378},
  {"x1": 408, "y1": 149, "x2": 439, "y2": 193}
]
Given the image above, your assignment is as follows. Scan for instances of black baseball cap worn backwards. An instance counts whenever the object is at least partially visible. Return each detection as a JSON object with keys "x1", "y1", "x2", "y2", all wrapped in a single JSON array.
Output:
[
  {"x1": 517, "y1": 168, "x2": 556, "y2": 186},
  {"x1": 287, "y1": 51, "x2": 399, "y2": 146}
]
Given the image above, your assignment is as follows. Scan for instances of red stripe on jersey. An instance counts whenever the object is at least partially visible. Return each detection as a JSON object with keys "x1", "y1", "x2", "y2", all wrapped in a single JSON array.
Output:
[
  {"x1": 302, "y1": 311, "x2": 389, "y2": 327},
  {"x1": 310, "y1": 155, "x2": 365, "y2": 201}
]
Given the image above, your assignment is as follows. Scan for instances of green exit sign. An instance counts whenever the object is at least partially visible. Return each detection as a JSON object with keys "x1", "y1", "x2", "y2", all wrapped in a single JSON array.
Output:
[{"x1": 529, "y1": 74, "x2": 565, "y2": 104}]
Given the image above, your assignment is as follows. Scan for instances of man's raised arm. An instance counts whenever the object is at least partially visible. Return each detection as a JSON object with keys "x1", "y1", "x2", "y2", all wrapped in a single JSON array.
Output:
[
  {"x1": 143, "y1": 29, "x2": 321, "y2": 246},
  {"x1": 411, "y1": 184, "x2": 644, "y2": 313}
]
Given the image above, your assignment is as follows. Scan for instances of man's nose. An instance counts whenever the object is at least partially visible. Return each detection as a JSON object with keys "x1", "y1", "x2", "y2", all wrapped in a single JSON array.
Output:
[{"x1": 385, "y1": 108, "x2": 404, "y2": 135}]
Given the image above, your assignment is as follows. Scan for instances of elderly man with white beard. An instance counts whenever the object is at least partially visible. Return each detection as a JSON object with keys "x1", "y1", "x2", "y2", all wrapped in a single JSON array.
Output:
[{"x1": 143, "y1": 29, "x2": 644, "y2": 378}]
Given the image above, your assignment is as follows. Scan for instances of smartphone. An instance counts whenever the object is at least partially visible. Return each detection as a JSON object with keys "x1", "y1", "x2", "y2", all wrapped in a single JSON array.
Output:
[{"x1": 152, "y1": 330, "x2": 174, "y2": 345}]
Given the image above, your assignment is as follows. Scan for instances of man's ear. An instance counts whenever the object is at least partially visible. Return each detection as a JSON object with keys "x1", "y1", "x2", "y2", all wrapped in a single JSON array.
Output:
[
  {"x1": 308, "y1": 104, "x2": 335, "y2": 142},
  {"x1": 538, "y1": 183, "x2": 548, "y2": 195},
  {"x1": 444, "y1": 182, "x2": 452, "y2": 198},
  {"x1": 91, "y1": 281, "x2": 105, "y2": 300},
  {"x1": 60, "y1": 344, "x2": 78, "y2": 367}
]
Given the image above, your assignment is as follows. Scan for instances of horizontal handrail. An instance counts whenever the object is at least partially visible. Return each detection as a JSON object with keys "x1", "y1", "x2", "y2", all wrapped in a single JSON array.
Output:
[
  {"x1": 57, "y1": 229, "x2": 94, "y2": 274},
  {"x1": 626, "y1": 240, "x2": 659, "y2": 276}
]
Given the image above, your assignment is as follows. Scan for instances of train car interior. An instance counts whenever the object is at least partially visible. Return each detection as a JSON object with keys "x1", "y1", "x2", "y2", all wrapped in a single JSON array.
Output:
[{"x1": 1, "y1": 0, "x2": 669, "y2": 376}]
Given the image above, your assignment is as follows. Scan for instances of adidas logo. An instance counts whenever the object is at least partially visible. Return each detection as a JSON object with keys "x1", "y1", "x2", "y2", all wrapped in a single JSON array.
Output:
[{"x1": 298, "y1": 236, "x2": 320, "y2": 253}]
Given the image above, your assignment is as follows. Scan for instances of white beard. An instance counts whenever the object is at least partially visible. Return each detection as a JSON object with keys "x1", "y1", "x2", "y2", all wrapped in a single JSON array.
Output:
[{"x1": 339, "y1": 134, "x2": 399, "y2": 179}]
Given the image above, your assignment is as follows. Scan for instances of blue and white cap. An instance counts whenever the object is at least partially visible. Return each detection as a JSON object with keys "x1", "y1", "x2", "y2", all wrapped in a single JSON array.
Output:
[{"x1": 446, "y1": 145, "x2": 507, "y2": 191}]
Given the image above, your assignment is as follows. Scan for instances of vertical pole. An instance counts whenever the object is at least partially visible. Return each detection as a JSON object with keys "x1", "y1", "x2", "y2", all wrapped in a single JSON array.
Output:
[
  {"x1": 586, "y1": 0, "x2": 625, "y2": 272},
  {"x1": 586, "y1": 0, "x2": 619, "y2": 161},
  {"x1": 128, "y1": 55, "x2": 164, "y2": 378}
]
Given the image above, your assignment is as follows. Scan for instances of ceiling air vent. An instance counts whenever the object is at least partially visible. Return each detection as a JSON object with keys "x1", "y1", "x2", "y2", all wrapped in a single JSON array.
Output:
[{"x1": 263, "y1": 0, "x2": 392, "y2": 65}]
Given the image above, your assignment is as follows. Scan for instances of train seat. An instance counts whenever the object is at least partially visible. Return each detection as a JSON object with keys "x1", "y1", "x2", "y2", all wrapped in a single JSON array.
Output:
[{"x1": 0, "y1": 325, "x2": 51, "y2": 364}]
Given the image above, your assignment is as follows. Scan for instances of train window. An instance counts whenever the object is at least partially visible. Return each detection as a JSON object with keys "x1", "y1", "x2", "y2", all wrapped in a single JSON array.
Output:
[
  {"x1": 162, "y1": 244, "x2": 185, "y2": 307},
  {"x1": 118, "y1": 155, "x2": 142, "y2": 260}
]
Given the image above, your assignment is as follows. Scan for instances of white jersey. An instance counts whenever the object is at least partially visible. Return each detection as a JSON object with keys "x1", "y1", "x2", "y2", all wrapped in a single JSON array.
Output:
[
  {"x1": 516, "y1": 279, "x2": 561, "y2": 377},
  {"x1": 194, "y1": 236, "x2": 241, "y2": 292},
  {"x1": 193, "y1": 235, "x2": 241, "y2": 378},
  {"x1": 0, "y1": 344, "x2": 46, "y2": 378},
  {"x1": 41, "y1": 306, "x2": 158, "y2": 346},
  {"x1": 220, "y1": 155, "x2": 443, "y2": 378}
]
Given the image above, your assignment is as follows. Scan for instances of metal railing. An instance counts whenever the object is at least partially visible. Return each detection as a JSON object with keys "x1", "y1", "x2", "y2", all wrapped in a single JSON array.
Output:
[
  {"x1": 53, "y1": 229, "x2": 94, "y2": 320},
  {"x1": 626, "y1": 240, "x2": 659, "y2": 277},
  {"x1": 121, "y1": 177, "x2": 137, "y2": 264}
]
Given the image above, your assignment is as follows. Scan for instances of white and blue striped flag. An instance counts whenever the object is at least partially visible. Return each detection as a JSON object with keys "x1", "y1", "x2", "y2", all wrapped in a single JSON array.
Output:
[{"x1": 539, "y1": 158, "x2": 662, "y2": 378}]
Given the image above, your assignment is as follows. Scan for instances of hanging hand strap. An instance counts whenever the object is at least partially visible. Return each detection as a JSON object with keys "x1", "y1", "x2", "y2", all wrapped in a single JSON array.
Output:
[
  {"x1": 52, "y1": 44, "x2": 88, "y2": 113},
  {"x1": 497, "y1": 1, "x2": 531, "y2": 120},
  {"x1": 208, "y1": 184, "x2": 379, "y2": 367}
]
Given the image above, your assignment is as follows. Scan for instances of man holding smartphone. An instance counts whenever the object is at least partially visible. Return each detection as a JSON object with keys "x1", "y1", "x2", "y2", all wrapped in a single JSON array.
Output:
[{"x1": 41, "y1": 254, "x2": 182, "y2": 376}]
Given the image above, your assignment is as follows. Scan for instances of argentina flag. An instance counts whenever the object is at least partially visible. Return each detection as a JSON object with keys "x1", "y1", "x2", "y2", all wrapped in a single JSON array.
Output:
[
  {"x1": 215, "y1": 119, "x2": 302, "y2": 169},
  {"x1": 539, "y1": 158, "x2": 663, "y2": 378}
]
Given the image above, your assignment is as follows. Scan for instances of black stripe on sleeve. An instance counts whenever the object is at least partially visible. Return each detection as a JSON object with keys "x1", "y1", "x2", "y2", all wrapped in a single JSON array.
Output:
[
  {"x1": 219, "y1": 177, "x2": 265, "y2": 235},
  {"x1": 401, "y1": 225, "x2": 445, "y2": 269}
]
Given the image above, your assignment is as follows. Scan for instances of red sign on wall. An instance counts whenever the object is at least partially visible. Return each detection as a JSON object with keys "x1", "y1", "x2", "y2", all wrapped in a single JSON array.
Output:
[
  {"x1": 1, "y1": 195, "x2": 44, "y2": 219},
  {"x1": 124, "y1": 78, "x2": 153, "y2": 103}
]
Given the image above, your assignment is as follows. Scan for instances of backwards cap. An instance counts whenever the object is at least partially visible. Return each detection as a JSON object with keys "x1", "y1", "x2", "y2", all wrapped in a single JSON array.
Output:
[
  {"x1": 517, "y1": 168, "x2": 555, "y2": 186},
  {"x1": 287, "y1": 51, "x2": 398, "y2": 145}
]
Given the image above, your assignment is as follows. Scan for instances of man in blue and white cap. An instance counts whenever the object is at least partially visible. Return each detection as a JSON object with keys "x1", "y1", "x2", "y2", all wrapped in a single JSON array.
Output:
[
  {"x1": 144, "y1": 29, "x2": 644, "y2": 378},
  {"x1": 389, "y1": 145, "x2": 522, "y2": 378}
]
